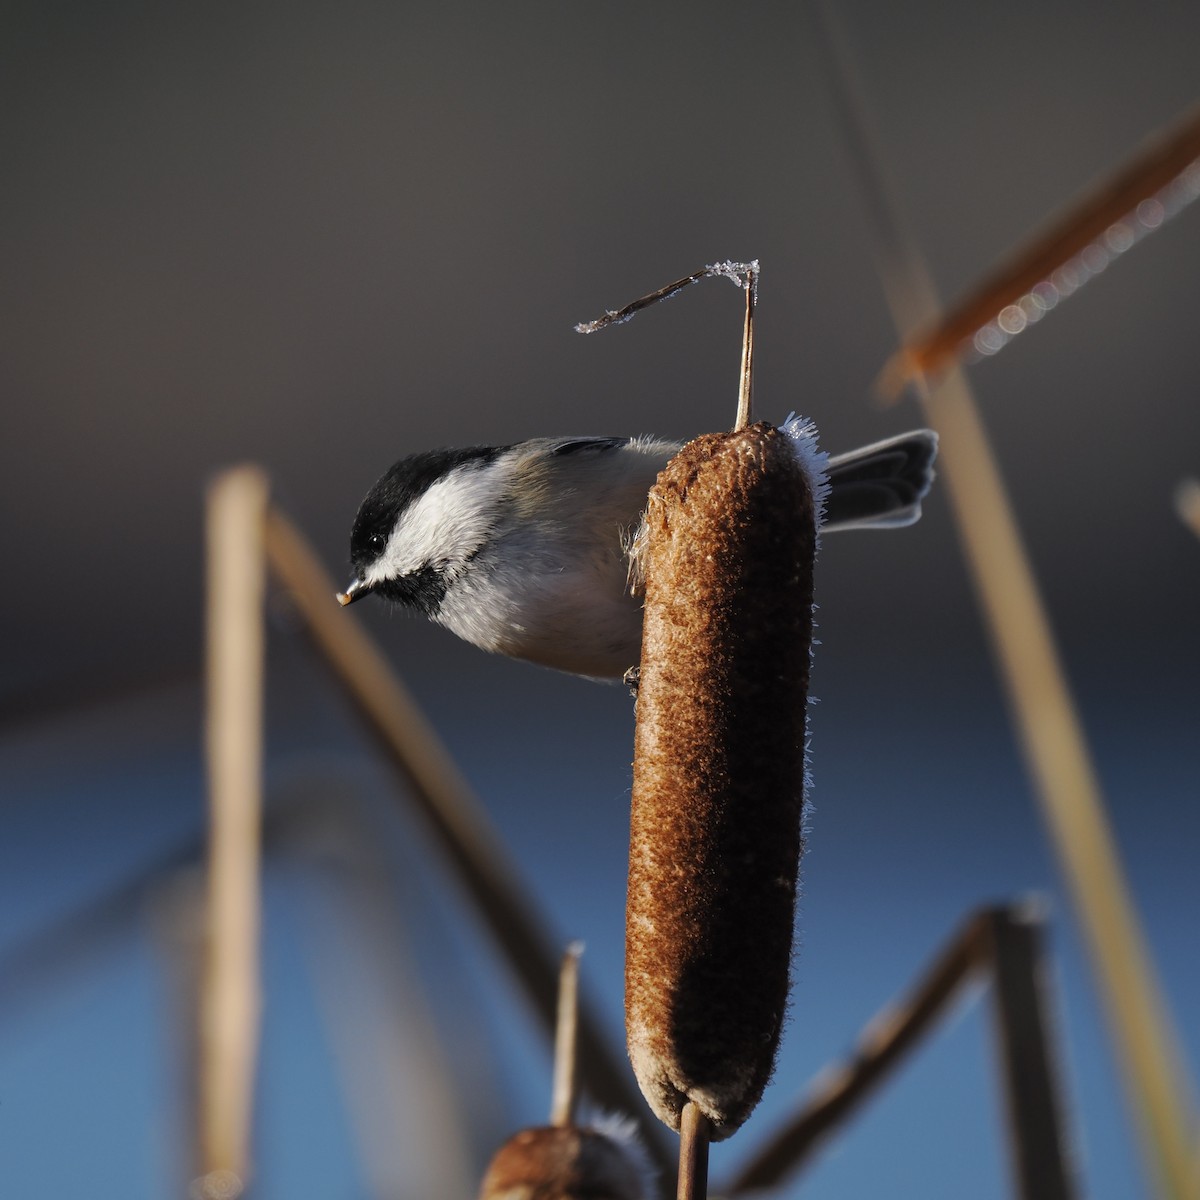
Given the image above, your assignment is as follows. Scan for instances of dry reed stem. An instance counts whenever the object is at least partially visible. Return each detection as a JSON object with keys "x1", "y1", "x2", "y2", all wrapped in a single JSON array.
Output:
[
  {"x1": 574, "y1": 267, "x2": 719, "y2": 334},
  {"x1": 198, "y1": 466, "x2": 268, "y2": 1197},
  {"x1": 809, "y1": 6, "x2": 1200, "y2": 1195},
  {"x1": 878, "y1": 102, "x2": 1200, "y2": 397},
  {"x1": 261, "y1": 507, "x2": 673, "y2": 1176},
  {"x1": 550, "y1": 942, "x2": 584, "y2": 1127},
  {"x1": 676, "y1": 1104, "x2": 710, "y2": 1200},
  {"x1": 574, "y1": 262, "x2": 758, "y2": 336},
  {"x1": 627, "y1": 425, "x2": 816, "y2": 1140},
  {"x1": 734, "y1": 266, "x2": 756, "y2": 431},
  {"x1": 984, "y1": 906, "x2": 1078, "y2": 1200}
]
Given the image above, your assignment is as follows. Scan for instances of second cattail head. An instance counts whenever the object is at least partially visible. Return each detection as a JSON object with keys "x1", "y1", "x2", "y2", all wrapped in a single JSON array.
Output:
[{"x1": 477, "y1": 1117, "x2": 655, "y2": 1200}]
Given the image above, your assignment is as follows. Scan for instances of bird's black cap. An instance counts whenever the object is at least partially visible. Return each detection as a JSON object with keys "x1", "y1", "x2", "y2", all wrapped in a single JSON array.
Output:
[{"x1": 343, "y1": 444, "x2": 508, "y2": 613}]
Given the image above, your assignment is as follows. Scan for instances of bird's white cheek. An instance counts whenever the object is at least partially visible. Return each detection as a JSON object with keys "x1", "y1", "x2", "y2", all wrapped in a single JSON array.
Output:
[
  {"x1": 371, "y1": 461, "x2": 518, "y2": 585},
  {"x1": 364, "y1": 542, "x2": 417, "y2": 588},
  {"x1": 363, "y1": 556, "x2": 392, "y2": 588}
]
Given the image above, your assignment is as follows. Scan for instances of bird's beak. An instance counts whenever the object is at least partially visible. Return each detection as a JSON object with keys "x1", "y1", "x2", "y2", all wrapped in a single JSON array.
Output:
[{"x1": 336, "y1": 578, "x2": 374, "y2": 606}]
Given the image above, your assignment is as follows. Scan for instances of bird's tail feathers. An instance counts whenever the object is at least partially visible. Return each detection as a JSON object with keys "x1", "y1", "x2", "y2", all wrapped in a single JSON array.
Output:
[{"x1": 822, "y1": 430, "x2": 939, "y2": 532}]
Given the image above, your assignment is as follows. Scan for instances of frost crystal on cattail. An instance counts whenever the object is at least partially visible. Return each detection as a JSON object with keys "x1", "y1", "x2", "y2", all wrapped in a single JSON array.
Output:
[
  {"x1": 780, "y1": 413, "x2": 831, "y2": 530},
  {"x1": 704, "y1": 259, "x2": 760, "y2": 295}
]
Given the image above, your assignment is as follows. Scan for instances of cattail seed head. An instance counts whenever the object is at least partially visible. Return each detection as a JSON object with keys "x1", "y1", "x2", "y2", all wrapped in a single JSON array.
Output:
[
  {"x1": 625, "y1": 421, "x2": 821, "y2": 1141},
  {"x1": 477, "y1": 1124, "x2": 651, "y2": 1200}
]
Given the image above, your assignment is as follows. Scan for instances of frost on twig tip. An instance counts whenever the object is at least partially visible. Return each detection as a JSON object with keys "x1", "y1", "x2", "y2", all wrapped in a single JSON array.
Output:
[
  {"x1": 574, "y1": 260, "x2": 759, "y2": 334},
  {"x1": 575, "y1": 309, "x2": 636, "y2": 335},
  {"x1": 706, "y1": 259, "x2": 759, "y2": 297}
]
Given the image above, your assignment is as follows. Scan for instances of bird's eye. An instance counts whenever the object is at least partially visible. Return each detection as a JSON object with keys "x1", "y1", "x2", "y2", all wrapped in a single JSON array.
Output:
[{"x1": 369, "y1": 533, "x2": 386, "y2": 552}]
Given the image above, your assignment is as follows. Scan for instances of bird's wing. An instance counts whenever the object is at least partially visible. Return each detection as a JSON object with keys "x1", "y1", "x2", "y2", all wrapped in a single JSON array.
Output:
[{"x1": 547, "y1": 436, "x2": 631, "y2": 456}]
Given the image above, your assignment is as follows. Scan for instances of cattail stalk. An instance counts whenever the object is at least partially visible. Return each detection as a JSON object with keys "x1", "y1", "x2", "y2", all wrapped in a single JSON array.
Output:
[
  {"x1": 734, "y1": 267, "x2": 756, "y2": 431},
  {"x1": 676, "y1": 1104, "x2": 710, "y2": 1200},
  {"x1": 198, "y1": 465, "x2": 268, "y2": 1199},
  {"x1": 550, "y1": 942, "x2": 584, "y2": 1128},
  {"x1": 478, "y1": 946, "x2": 653, "y2": 1200}
]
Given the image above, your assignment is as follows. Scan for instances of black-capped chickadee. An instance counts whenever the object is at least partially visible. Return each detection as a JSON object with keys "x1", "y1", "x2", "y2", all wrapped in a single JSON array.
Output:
[{"x1": 337, "y1": 419, "x2": 937, "y2": 679}]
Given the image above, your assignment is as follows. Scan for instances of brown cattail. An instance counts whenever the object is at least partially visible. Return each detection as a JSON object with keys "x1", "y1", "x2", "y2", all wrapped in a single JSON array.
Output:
[
  {"x1": 625, "y1": 420, "x2": 823, "y2": 1141},
  {"x1": 477, "y1": 1121, "x2": 654, "y2": 1200}
]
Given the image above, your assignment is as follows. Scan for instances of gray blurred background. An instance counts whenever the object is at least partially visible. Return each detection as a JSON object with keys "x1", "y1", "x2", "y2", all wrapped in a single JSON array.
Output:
[{"x1": 2, "y1": 2, "x2": 1199, "y2": 1197}]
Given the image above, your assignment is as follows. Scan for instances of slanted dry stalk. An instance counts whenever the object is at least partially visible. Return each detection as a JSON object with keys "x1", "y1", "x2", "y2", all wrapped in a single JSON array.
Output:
[
  {"x1": 877, "y1": 102, "x2": 1200, "y2": 396},
  {"x1": 626, "y1": 422, "x2": 818, "y2": 1141}
]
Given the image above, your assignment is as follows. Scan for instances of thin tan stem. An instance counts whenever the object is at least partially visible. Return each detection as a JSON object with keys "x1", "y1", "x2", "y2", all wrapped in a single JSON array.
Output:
[
  {"x1": 676, "y1": 1103, "x2": 710, "y2": 1200},
  {"x1": 734, "y1": 268, "x2": 756, "y2": 431},
  {"x1": 198, "y1": 466, "x2": 269, "y2": 1198},
  {"x1": 550, "y1": 941, "x2": 584, "y2": 1127}
]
